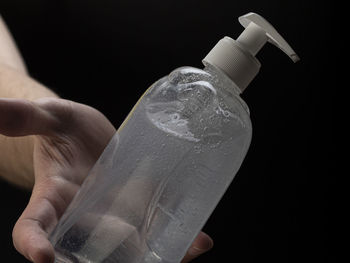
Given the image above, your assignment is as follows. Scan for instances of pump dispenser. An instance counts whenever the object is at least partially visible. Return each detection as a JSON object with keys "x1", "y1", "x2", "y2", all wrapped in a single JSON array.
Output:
[
  {"x1": 50, "y1": 12, "x2": 299, "y2": 263},
  {"x1": 204, "y1": 12, "x2": 299, "y2": 91}
]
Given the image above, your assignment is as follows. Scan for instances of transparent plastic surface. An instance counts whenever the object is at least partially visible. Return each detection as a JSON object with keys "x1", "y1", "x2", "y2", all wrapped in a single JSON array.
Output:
[{"x1": 49, "y1": 66, "x2": 252, "y2": 263}]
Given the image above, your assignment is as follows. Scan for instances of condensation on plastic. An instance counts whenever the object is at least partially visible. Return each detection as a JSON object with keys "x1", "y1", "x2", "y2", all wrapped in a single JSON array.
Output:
[{"x1": 49, "y1": 65, "x2": 252, "y2": 263}]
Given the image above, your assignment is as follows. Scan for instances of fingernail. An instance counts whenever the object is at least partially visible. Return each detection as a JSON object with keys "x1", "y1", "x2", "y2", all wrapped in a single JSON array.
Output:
[{"x1": 189, "y1": 232, "x2": 213, "y2": 255}]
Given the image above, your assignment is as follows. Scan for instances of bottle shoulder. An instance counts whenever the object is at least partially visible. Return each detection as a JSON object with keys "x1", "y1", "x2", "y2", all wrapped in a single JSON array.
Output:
[
  {"x1": 146, "y1": 66, "x2": 251, "y2": 120},
  {"x1": 142, "y1": 66, "x2": 252, "y2": 144}
]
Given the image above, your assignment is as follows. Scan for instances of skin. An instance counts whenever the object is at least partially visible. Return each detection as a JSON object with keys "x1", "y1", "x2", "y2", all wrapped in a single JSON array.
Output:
[{"x1": 0, "y1": 15, "x2": 213, "y2": 263}]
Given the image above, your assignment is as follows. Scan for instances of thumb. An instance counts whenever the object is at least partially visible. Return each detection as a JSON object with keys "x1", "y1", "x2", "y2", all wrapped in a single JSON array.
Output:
[
  {"x1": 12, "y1": 177, "x2": 63, "y2": 263},
  {"x1": 181, "y1": 232, "x2": 214, "y2": 263},
  {"x1": 0, "y1": 98, "x2": 58, "y2": 137}
]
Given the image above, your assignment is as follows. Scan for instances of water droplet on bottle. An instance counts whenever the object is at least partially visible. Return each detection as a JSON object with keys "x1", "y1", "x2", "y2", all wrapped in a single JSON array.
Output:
[
  {"x1": 194, "y1": 145, "x2": 201, "y2": 153},
  {"x1": 223, "y1": 111, "x2": 230, "y2": 117}
]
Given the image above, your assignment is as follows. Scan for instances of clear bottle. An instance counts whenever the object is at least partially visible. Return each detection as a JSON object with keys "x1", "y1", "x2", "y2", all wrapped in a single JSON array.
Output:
[{"x1": 49, "y1": 12, "x2": 299, "y2": 263}]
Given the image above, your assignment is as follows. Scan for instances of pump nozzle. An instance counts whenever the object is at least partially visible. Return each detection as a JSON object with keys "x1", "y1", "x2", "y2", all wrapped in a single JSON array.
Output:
[
  {"x1": 238, "y1": 12, "x2": 300, "y2": 62},
  {"x1": 203, "y1": 12, "x2": 299, "y2": 92}
]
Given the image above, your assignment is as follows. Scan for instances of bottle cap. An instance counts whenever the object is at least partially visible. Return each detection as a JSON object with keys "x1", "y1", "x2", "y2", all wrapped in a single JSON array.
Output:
[{"x1": 203, "y1": 12, "x2": 299, "y2": 92}]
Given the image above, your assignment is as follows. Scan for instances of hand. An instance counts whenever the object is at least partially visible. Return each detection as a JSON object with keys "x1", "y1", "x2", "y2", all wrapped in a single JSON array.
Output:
[{"x1": 0, "y1": 97, "x2": 213, "y2": 263}]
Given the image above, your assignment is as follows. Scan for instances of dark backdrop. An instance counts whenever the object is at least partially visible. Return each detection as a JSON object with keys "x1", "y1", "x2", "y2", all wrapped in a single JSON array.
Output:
[{"x1": 0, "y1": 1, "x2": 335, "y2": 262}]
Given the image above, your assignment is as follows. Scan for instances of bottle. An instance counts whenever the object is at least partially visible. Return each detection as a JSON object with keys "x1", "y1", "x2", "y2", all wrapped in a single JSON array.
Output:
[{"x1": 49, "y1": 12, "x2": 299, "y2": 263}]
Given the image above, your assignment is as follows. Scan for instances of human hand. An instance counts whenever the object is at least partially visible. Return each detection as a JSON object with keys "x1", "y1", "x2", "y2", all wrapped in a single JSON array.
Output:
[{"x1": 0, "y1": 97, "x2": 213, "y2": 263}]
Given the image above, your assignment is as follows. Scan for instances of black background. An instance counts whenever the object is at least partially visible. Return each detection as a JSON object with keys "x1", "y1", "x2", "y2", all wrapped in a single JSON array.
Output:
[{"x1": 0, "y1": 0, "x2": 336, "y2": 262}]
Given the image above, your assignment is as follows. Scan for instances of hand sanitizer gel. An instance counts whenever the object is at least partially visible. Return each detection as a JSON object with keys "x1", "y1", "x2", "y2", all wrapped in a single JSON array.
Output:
[{"x1": 49, "y1": 12, "x2": 299, "y2": 263}]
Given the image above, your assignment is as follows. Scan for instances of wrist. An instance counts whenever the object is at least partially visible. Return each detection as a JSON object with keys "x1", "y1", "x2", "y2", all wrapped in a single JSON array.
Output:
[{"x1": 0, "y1": 64, "x2": 58, "y2": 100}]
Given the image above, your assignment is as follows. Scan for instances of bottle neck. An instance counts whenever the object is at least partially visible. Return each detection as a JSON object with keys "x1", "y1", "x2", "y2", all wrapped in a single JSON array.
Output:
[
  {"x1": 203, "y1": 62, "x2": 250, "y2": 115},
  {"x1": 203, "y1": 62, "x2": 242, "y2": 96}
]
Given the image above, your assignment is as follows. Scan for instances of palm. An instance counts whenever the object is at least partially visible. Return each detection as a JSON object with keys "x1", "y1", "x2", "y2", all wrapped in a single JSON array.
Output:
[
  {"x1": 31, "y1": 98, "x2": 116, "y2": 230},
  {"x1": 0, "y1": 98, "x2": 212, "y2": 263},
  {"x1": 2, "y1": 98, "x2": 115, "y2": 263}
]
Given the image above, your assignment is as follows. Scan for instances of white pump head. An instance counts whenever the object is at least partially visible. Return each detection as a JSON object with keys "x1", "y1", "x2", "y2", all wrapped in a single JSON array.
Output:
[{"x1": 203, "y1": 12, "x2": 299, "y2": 92}]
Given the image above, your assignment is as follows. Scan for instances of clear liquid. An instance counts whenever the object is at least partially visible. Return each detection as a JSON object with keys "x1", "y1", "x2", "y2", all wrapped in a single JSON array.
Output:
[{"x1": 49, "y1": 66, "x2": 252, "y2": 263}]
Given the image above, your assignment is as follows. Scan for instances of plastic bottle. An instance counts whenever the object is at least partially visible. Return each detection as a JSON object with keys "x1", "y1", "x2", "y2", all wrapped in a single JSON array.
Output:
[{"x1": 49, "y1": 12, "x2": 299, "y2": 263}]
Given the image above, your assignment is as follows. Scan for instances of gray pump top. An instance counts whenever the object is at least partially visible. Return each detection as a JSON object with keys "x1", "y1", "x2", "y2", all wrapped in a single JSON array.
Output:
[{"x1": 203, "y1": 12, "x2": 299, "y2": 92}]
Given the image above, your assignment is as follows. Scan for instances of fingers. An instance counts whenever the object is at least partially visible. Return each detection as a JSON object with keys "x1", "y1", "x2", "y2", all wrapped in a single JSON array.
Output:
[
  {"x1": 12, "y1": 176, "x2": 74, "y2": 263},
  {"x1": 13, "y1": 218, "x2": 54, "y2": 263},
  {"x1": 0, "y1": 98, "x2": 58, "y2": 137},
  {"x1": 181, "y1": 231, "x2": 214, "y2": 263}
]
